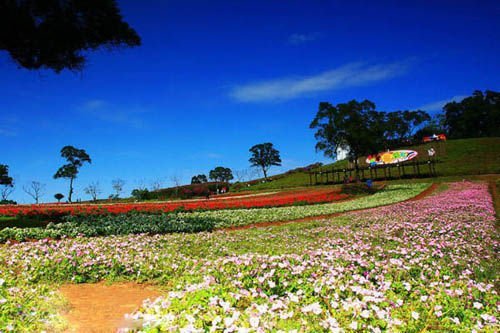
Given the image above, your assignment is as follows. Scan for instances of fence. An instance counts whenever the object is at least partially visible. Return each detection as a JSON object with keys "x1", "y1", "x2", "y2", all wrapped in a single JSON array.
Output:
[{"x1": 308, "y1": 159, "x2": 438, "y2": 185}]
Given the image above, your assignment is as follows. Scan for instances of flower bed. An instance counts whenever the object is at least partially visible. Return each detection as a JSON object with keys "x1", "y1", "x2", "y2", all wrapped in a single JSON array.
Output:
[
  {"x1": 0, "y1": 184, "x2": 426, "y2": 242},
  {"x1": 0, "y1": 188, "x2": 348, "y2": 218},
  {"x1": 0, "y1": 182, "x2": 496, "y2": 332},
  {"x1": 124, "y1": 182, "x2": 498, "y2": 332}
]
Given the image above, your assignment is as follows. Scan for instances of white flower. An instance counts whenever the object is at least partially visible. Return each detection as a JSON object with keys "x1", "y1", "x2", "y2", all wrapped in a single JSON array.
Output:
[
  {"x1": 302, "y1": 302, "x2": 322, "y2": 315},
  {"x1": 420, "y1": 295, "x2": 428, "y2": 302},
  {"x1": 360, "y1": 310, "x2": 370, "y2": 319},
  {"x1": 411, "y1": 311, "x2": 420, "y2": 320},
  {"x1": 349, "y1": 321, "x2": 358, "y2": 330},
  {"x1": 473, "y1": 302, "x2": 483, "y2": 309},
  {"x1": 451, "y1": 317, "x2": 460, "y2": 324}
]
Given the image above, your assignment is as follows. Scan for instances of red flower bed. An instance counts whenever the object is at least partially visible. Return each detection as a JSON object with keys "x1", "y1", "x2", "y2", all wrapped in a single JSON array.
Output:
[{"x1": 0, "y1": 189, "x2": 348, "y2": 218}]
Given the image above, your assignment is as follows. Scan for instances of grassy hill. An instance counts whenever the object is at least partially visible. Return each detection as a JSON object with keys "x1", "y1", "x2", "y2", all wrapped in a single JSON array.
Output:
[{"x1": 244, "y1": 137, "x2": 500, "y2": 191}]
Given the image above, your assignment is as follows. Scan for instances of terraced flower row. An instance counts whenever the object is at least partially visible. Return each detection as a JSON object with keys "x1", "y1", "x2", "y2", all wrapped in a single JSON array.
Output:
[
  {"x1": 0, "y1": 188, "x2": 348, "y2": 218},
  {"x1": 0, "y1": 184, "x2": 427, "y2": 242},
  {"x1": 124, "y1": 182, "x2": 498, "y2": 332},
  {"x1": 0, "y1": 182, "x2": 497, "y2": 332}
]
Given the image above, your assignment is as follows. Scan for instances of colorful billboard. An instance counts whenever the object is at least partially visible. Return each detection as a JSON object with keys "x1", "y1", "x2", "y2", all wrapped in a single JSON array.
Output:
[{"x1": 366, "y1": 150, "x2": 418, "y2": 166}]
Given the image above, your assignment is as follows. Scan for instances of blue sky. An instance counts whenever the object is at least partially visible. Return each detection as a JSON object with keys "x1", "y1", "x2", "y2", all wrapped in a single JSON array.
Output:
[{"x1": 1, "y1": 0, "x2": 499, "y2": 203}]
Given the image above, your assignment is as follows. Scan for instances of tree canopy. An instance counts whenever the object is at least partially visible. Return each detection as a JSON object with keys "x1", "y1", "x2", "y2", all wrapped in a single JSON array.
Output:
[
  {"x1": 191, "y1": 174, "x2": 208, "y2": 184},
  {"x1": 310, "y1": 99, "x2": 430, "y2": 167},
  {"x1": 249, "y1": 143, "x2": 282, "y2": 180},
  {"x1": 209, "y1": 167, "x2": 233, "y2": 183},
  {"x1": 0, "y1": 0, "x2": 141, "y2": 72},
  {"x1": 53, "y1": 145, "x2": 91, "y2": 202},
  {"x1": 0, "y1": 164, "x2": 13, "y2": 186},
  {"x1": 444, "y1": 90, "x2": 499, "y2": 139}
]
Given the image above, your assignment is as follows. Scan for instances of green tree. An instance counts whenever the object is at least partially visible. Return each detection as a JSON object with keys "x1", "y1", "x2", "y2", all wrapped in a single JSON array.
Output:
[
  {"x1": 310, "y1": 100, "x2": 386, "y2": 171},
  {"x1": 53, "y1": 146, "x2": 91, "y2": 202},
  {"x1": 54, "y1": 193, "x2": 64, "y2": 203},
  {"x1": 0, "y1": 0, "x2": 141, "y2": 72},
  {"x1": 444, "y1": 90, "x2": 500, "y2": 139},
  {"x1": 209, "y1": 167, "x2": 233, "y2": 183},
  {"x1": 191, "y1": 174, "x2": 208, "y2": 184},
  {"x1": 0, "y1": 164, "x2": 14, "y2": 202},
  {"x1": 0, "y1": 164, "x2": 13, "y2": 186},
  {"x1": 249, "y1": 143, "x2": 282, "y2": 180}
]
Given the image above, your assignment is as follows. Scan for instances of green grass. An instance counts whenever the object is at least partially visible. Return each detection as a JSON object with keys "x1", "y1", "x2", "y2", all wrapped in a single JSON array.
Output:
[{"x1": 245, "y1": 137, "x2": 500, "y2": 191}]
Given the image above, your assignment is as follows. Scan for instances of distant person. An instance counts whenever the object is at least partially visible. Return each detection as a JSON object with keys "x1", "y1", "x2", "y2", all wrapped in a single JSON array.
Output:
[
  {"x1": 428, "y1": 147, "x2": 436, "y2": 159},
  {"x1": 205, "y1": 191, "x2": 210, "y2": 200}
]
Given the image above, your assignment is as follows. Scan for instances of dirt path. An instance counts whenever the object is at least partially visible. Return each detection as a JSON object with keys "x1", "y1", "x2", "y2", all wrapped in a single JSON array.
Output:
[
  {"x1": 220, "y1": 183, "x2": 439, "y2": 232},
  {"x1": 60, "y1": 282, "x2": 160, "y2": 333}
]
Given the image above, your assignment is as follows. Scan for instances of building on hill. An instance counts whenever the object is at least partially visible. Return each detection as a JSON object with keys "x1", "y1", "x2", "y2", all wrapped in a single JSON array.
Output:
[{"x1": 336, "y1": 146, "x2": 350, "y2": 161}]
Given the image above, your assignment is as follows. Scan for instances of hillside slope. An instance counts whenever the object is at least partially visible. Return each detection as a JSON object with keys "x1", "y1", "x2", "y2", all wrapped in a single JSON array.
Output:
[{"x1": 245, "y1": 137, "x2": 500, "y2": 190}]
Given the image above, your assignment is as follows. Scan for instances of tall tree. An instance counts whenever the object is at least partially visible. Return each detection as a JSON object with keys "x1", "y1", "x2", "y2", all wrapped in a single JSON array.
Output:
[
  {"x1": 0, "y1": 164, "x2": 13, "y2": 186},
  {"x1": 23, "y1": 181, "x2": 45, "y2": 204},
  {"x1": 191, "y1": 174, "x2": 208, "y2": 184},
  {"x1": 0, "y1": 164, "x2": 14, "y2": 201},
  {"x1": 249, "y1": 143, "x2": 282, "y2": 180},
  {"x1": 84, "y1": 182, "x2": 101, "y2": 202},
  {"x1": 310, "y1": 100, "x2": 385, "y2": 170},
  {"x1": 444, "y1": 90, "x2": 500, "y2": 139},
  {"x1": 209, "y1": 167, "x2": 233, "y2": 183},
  {"x1": 0, "y1": 0, "x2": 141, "y2": 72},
  {"x1": 53, "y1": 146, "x2": 91, "y2": 202}
]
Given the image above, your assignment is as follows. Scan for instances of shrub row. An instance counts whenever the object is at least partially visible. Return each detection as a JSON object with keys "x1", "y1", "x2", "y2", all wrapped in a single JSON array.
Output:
[{"x1": 0, "y1": 213, "x2": 217, "y2": 242}]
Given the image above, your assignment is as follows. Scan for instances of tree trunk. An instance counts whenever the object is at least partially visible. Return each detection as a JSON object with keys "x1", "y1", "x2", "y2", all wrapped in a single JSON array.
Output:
[
  {"x1": 262, "y1": 167, "x2": 268, "y2": 180},
  {"x1": 68, "y1": 177, "x2": 74, "y2": 202}
]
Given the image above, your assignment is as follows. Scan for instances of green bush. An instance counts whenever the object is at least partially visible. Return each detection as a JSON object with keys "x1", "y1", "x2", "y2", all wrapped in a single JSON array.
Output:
[{"x1": 0, "y1": 213, "x2": 218, "y2": 242}]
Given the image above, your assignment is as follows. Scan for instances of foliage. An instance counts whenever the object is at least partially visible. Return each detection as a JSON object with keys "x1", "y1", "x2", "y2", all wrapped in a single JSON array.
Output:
[
  {"x1": 249, "y1": 142, "x2": 282, "y2": 179},
  {"x1": 241, "y1": 138, "x2": 500, "y2": 191},
  {"x1": 0, "y1": 187, "x2": 346, "y2": 219},
  {"x1": 54, "y1": 193, "x2": 64, "y2": 203},
  {"x1": 444, "y1": 90, "x2": 499, "y2": 139},
  {"x1": 0, "y1": 182, "x2": 496, "y2": 332},
  {"x1": 209, "y1": 167, "x2": 234, "y2": 183},
  {"x1": 191, "y1": 174, "x2": 208, "y2": 184},
  {"x1": 0, "y1": 213, "x2": 218, "y2": 242},
  {"x1": 0, "y1": 164, "x2": 13, "y2": 186},
  {"x1": 340, "y1": 182, "x2": 380, "y2": 195},
  {"x1": 310, "y1": 100, "x2": 430, "y2": 166},
  {"x1": 0, "y1": 0, "x2": 141, "y2": 72},
  {"x1": 53, "y1": 146, "x2": 91, "y2": 202},
  {"x1": 182, "y1": 183, "x2": 428, "y2": 228},
  {"x1": 131, "y1": 188, "x2": 152, "y2": 201}
]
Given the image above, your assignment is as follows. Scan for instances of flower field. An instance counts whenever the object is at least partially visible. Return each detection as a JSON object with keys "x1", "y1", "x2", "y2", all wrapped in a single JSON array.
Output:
[
  {"x1": 0, "y1": 184, "x2": 426, "y2": 242},
  {"x1": 0, "y1": 182, "x2": 498, "y2": 332},
  {"x1": 0, "y1": 188, "x2": 348, "y2": 218}
]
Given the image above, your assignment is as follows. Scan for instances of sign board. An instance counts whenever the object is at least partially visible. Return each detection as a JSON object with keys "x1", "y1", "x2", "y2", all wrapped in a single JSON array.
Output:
[{"x1": 366, "y1": 150, "x2": 418, "y2": 166}]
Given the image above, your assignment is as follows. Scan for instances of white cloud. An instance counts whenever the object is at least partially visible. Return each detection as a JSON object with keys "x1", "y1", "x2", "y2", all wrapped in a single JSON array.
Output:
[
  {"x1": 288, "y1": 32, "x2": 321, "y2": 45},
  {"x1": 416, "y1": 95, "x2": 467, "y2": 112},
  {"x1": 78, "y1": 99, "x2": 149, "y2": 129},
  {"x1": 230, "y1": 61, "x2": 411, "y2": 102}
]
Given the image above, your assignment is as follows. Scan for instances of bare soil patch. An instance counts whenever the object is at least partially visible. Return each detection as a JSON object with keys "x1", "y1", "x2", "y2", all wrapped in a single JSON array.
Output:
[{"x1": 60, "y1": 282, "x2": 160, "y2": 333}]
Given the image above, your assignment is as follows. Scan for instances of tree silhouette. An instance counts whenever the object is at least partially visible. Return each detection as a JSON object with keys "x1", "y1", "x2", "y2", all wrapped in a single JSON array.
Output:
[
  {"x1": 23, "y1": 181, "x2": 45, "y2": 204},
  {"x1": 54, "y1": 193, "x2": 64, "y2": 203},
  {"x1": 0, "y1": 0, "x2": 141, "y2": 72},
  {"x1": 249, "y1": 143, "x2": 282, "y2": 180},
  {"x1": 53, "y1": 146, "x2": 91, "y2": 202},
  {"x1": 191, "y1": 174, "x2": 208, "y2": 184},
  {"x1": 209, "y1": 167, "x2": 233, "y2": 183}
]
